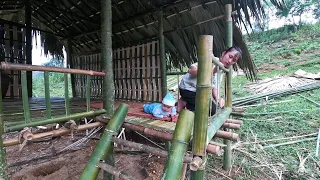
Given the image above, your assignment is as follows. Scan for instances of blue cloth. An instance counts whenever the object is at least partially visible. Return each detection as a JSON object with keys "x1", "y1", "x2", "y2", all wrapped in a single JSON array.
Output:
[{"x1": 143, "y1": 103, "x2": 177, "y2": 118}]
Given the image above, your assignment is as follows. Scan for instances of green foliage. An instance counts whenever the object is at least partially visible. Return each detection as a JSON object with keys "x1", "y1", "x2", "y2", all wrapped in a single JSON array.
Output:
[{"x1": 246, "y1": 25, "x2": 297, "y2": 43}]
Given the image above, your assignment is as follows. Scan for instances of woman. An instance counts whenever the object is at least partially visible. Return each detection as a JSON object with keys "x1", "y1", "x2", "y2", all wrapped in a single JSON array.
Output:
[{"x1": 177, "y1": 46, "x2": 242, "y2": 114}]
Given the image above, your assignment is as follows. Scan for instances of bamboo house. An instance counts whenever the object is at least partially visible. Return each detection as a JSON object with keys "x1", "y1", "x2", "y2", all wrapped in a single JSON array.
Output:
[{"x1": 0, "y1": 0, "x2": 284, "y2": 179}]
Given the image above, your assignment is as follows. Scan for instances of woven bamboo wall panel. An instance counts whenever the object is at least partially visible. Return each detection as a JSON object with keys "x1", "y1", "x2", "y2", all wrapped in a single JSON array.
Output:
[
  {"x1": 0, "y1": 23, "x2": 26, "y2": 98},
  {"x1": 72, "y1": 41, "x2": 162, "y2": 102}
]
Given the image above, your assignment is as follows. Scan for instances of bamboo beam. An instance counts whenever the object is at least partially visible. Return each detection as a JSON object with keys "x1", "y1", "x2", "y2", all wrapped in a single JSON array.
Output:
[
  {"x1": 66, "y1": 38, "x2": 76, "y2": 97},
  {"x1": 86, "y1": 76, "x2": 91, "y2": 112},
  {"x1": 25, "y1": 0, "x2": 32, "y2": 97},
  {"x1": 98, "y1": 163, "x2": 135, "y2": 180},
  {"x1": 212, "y1": 55, "x2": 229, "y2": 72},
  {"x1": 44, "y1": 72, "x2": 51, "y2": 119},
  {"x1": 21, "y1": 71, "x2": 30, "y2": 123},
  {"x1": 79, "y1": 103, "x2": 129, "y2": 180},
  {"x1": 222, "y1": 122, "x2": 241, "y2": 130},
  {"x1": 64, "y1": 73, "x2": 70, "y2": 116},
  {"x1": 223, "y1": 3, "x2": 233, "y2": 170},
  {"x1": 101, "y1": 0, "x2": 114, "y2": 116},
  {"x1": 191, "y1": 35, "x2": 213, "y2": 179},
  {"x1": 0, "y1": 62, "x2": 105, "y2": 76},
  {"x1": 226, "y1": 119, "x2": 243, "y2": 125},
  {"x1": 5, "y1": 109, "x2": 106, "y2": 133},
  {"x1": 162, "y1": 110, "x2": 194, "y2": 180},
  {"x1": 159, "y1": 10, "x2": 167, "y2": 98},
  {"x1": 0, "y1": 75, "x2": 8, "y2": 179},
  {"x1": 3, "y1": 122, "x2": 104, "y2": 147}
]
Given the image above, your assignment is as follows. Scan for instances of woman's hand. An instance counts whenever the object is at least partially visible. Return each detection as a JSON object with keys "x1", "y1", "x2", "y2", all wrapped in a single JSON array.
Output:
[{"x1": 218, "y1": 98, "x2": 225, "y2": 108}]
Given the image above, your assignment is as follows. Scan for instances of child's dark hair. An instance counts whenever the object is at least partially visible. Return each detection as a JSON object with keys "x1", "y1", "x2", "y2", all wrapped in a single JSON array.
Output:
[{"x1": 224, "y1": 46, "x2": 242, "y2": 58}]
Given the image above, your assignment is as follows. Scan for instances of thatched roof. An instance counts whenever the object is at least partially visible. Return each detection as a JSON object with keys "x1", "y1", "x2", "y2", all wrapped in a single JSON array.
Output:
[{"x1": 0, "y1": 0, "x2": 284, "y2": 80}]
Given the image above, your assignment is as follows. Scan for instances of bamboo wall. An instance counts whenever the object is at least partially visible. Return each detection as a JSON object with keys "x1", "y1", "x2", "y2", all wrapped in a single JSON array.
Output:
[
  {"x1": 72, "y1": 41, "x2": 162, "y2": 102},
  {"x1": 0, "y1": 23, "x2": 26, "y2": 98}
]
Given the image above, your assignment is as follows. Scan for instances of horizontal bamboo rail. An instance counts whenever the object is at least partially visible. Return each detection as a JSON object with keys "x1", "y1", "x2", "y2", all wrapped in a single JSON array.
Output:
[
  {"x1": 226, "y1": 119, "x2": 243, "y2": 125},
  {"x1": 5, "y1": 109, "x2": 106, "y2": 133},
  {"x1": 98, "y1": 162, "x2": 135, "y2": 180},
  {"x1": 0, "y1": 62, "x2": 105, "y2": 76},
  {"x1": 3, "y1": 122, "x2": 104, "y2": 147},
  {"x1": 212, "y1": 55, "x2": 229, "y2": 72},
  {"x1": 207, "y1": 108, "x2": 232, "y2": 145},
  {"x1": 222, "y1": 122, "x2": 241, "y2": 130}
]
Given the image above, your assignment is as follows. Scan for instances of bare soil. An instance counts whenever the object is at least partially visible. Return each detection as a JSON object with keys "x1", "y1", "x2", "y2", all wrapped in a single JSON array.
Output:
[{"x1": 5, "y1": 131, "x2": 165, "y2": 180}]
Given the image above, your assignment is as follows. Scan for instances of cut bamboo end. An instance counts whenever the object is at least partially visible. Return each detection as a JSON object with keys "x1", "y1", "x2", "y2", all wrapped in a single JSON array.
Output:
[
  {"x1": 215, "y1": 130, "x2": 240, "y2": 141},
  {"x1": 206, "y1": 144, "x2": 224, "y2": 156},
  {"x1": 190, "y1": 156, "x2": 203, "y2": 171},
  {"x1": 226, "y1": 119, "x2": 243, "y2": 125},
  {"x1": 222, "y1": 122, "x2": 241, "y2": 130},
  {"x1": 22, "y1": 131, "x2": 33, "y2": 141}
]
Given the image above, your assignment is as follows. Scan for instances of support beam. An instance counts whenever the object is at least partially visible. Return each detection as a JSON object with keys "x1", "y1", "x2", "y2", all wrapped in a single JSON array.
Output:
[
  {"x1": 223, "y1": 3, "x2": 233, "y2": 170},
  {"x1": 66, "y1": 39, "x2": 76, "y2": 97},
  {"x1": 25, "y1": 0, "x2": 32, "y2": 97},
  {"x1": 0, "y1": 75, "x2": 8, "y2": 179},
  {"x1": 101, "y1": 0, "x2": 114, "y2": 116},
  {"x1": 159, "y1": 10, "x2": 167, "y2": 98}
]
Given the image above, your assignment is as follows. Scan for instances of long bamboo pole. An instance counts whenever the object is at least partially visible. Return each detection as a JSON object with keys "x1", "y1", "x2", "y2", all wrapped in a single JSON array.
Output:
[
  {"x1": 0, "y1": 62, "x2": 105, "y2": 76},
  {"x1": 79, "y1": 103, "x2": 128, "y2": 180},
  {"x1": 162, "y1": 110, "x2": 194, "y2": 180},
  {"x1": 64, "y1": 73, "x2": 70, "y2": 116},
  {"x1": 25, "y1": 0, "x2": 32, "y2": 98},
  {"x1": 159, "y1": 9, "x2": 167, "y2": 98},
  {"x1": 44, "y1": 71, "x2": 51, "y2": 119},
  {"x1": 5, "y1": 109, "x2": 106, "y2": 133},
  {"x1": 86, "y1": 75, "x2": 91, "y2": 112},
  {"x1": 98, "y1": 163, "x2": 135, "y2": 180},
  {"x1": 0, "y1": 74, "x2": 8, "y2": 179},
  {"x1": 191, "y1": 35, "x2": 213, "y2": 179},
  {"x1": 223, "y1": 3, "x2": 233, "y2": 170},
  {"x1": 21, "y1": 71, "x2": 30, "y2": 123}
]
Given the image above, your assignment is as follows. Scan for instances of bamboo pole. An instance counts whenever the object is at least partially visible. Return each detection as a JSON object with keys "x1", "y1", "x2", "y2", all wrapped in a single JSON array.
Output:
[
  {"x1": 98, "y1": 163, "x2": 135, "y2": 180},
  {"x1": 223, "y1": 3, "x2": 233, "y2": 170},
  {"x1": 5, "y1": 109, "x2": 106, "y2": 133},
  {"x1": 263, "y1": 137, "x2": 317, "y2": 149},
  {"x1": 21, "y1": 71, "x2": 30, "y2": 123},
  {"x1": 64, "y1": 73, "x2": 70, "y2": 116},
  {"x1": 192, "y1": 35, "x2": 213, "y2": 156},
  {"x1": 159, "y1": 9, "x2": 167, "y2": 98},
  {"x1": 162, "y1": 110, "x2": 194, "y2": 180},
  {"x1": 222, "y1": 122, "x2": 241, "y2": 130},
  {"x1": 44, "y1": 71, "x2": 51, "y2": 119},
  {"x1": 3, "y1": 122, "x2": 104, "y2": 147},
  {"x1": 79, "y1": 103, "x2": 129, "y2": 180},
  {"x1": 212, "y1": 55, "x2": 229, "y2": 72},
  {"x1": 67, "y1": 38, "x2": 76, "y2": 97},
  {"x1": 206, "y1": 108, "x2": 232, "y2": 145},
  {"x1": 25, "y1": 0, "x2": 32, "y2": 97},
  {"x1": 226, "y1": 119, "x2": 243, "y2": 125},
  {"x1": 0, "y1": 62, "x2": 105, "y2": 76},
  {"x1": 0, "y1": 74, "x2": 8, "y2": 179},
  {"x1": 86, "y1": 75, "x2": 91, "y2": 112}
]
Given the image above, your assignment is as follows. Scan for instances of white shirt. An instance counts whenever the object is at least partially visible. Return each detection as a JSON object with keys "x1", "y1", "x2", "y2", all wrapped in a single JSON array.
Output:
[{"x1": 179, "y1": 62, "x2": 223, "y2": 92}]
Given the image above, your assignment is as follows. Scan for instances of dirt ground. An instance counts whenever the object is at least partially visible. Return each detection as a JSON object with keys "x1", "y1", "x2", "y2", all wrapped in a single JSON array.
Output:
[{"x1": 5, "y1": 130, "x2": 166, "y2": 180}]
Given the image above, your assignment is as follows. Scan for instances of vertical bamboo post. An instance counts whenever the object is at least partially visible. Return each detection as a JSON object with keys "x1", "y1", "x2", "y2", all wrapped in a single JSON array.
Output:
[
  {"x1": 102, "y1": 0, "x2": 114, "y2": 116},
  {"x1": 64, "y1": 73, "x2": 70, "y2": 116},
  {"x1": 67, "y1": 38, "x2": 76, "y2": 98},
  {"x1": 191, "y1": 35, "x2": 213, "y2": 179},
  {"x1": 162, "y1": 110, "x2": 194, "y2": 180},
  {"x1": 223, "y1": 3, "x2": 233, "y2": 170},
  {"x1": 101, "y1": 0, "x2": 114, "y2": 179},
  {"x1": 25, "y1": 0, "x2": 32, "y2": 97},
  {"x1": 86, "y1": 75, "x2": 91, "y2": 112},
  {"x1": 44, "y1": 71, "x2": 51, "y2": 119},
  {"x1": 159, "y1": 10, "x2": 167, "y2": 99},
  {"x1": 21, "y1": 71, "x2": 30, "y2": 123},
  {"x1": 0, "y1": 74, "x2": 8, "y2": 180},
  {"x1": 79, "y1": 103, "x2": 129, "y2": 180}
]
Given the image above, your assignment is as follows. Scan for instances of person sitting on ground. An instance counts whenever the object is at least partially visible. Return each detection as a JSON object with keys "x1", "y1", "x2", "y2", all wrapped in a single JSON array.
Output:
[
  {"x1": 177, "y1": 46, "x2": 242, "y2": 115},
  {"x1": 143, "y1": 93, "x2": 177, "y2": 119}
]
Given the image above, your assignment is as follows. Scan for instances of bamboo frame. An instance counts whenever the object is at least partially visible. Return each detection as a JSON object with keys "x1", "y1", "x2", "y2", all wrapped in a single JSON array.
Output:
[
  {"x1": 80, "y1": 103, "x2": 128, "y2": 180},
  {"x1": 5, "y1": 109, "x2": 106, "y2": 133},
  {"x1": 162, "y1": 110, "x2": 194, "y2": 180},
  {"x1": 223, "y1": 3, "x2": 233, "y2": 170},
  {"x1": 0, "y1": 62, "x2": 105, "y2": 76}
]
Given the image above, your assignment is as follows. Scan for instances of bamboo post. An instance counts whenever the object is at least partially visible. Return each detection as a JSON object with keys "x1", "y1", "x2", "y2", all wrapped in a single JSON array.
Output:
[
  {"x1": 44, "y1": 71, "x2": 51, "y2": 119},
  {"x1": 25, "y1": 0, "x2": 32, "y2": 97},
  {"x1": 86, "y1": 75, "x2": 91, "y2": 112},
  {"x1": 64, "y1": 73, "x2": 70, "y2": 115},
  {"x1": 21, "y1": 71, "x2": 30, "y2": 123},
  {"x1": 162, "y1": 110, "x2": 194, "y2": 180},
  {"x1": 67, "y1": 38, "x2": 76, "y2": 98},
  {"x1": 0, "y1": 74, "x2": 8, "y2": 179},
  {"x1": 79, "y1": 103, "x2": 129, "y2": 180},
  {"x1": 101, "y1": 0, "x2": 114, "y2": 117},
  {"x1": 223, "y1": 3, "x2": 233, "y2": 170},
  {"x1": 191, "y1": 35, "x2": 213, "y2": 179},
  {"x1": 159, "y1": 9, "x2": 167, "y2": 98},
  {"x1": 5, "y1": 109, "x2": 106, "y2": 133}
]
